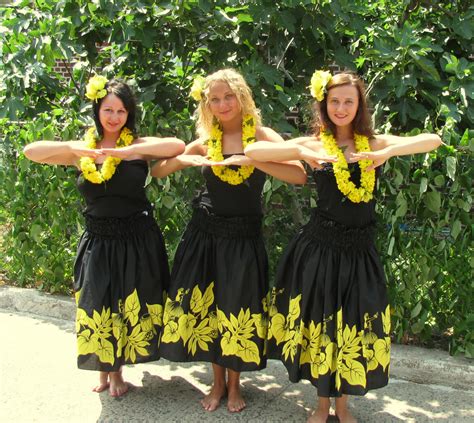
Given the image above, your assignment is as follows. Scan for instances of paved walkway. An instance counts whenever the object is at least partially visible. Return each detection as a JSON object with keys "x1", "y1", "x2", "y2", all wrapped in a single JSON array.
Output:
[{"x1": 1, "y1": 286, "x2": 473, "y2": 423}]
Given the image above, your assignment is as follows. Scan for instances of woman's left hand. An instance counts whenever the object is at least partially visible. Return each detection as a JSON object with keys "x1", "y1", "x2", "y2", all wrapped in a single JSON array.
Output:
[
  {"x1": 348, "y1": 149, "x2": 390, "y2": 171},
  {"x1": 214, "y1": 155, "x2": 254, "y2": 166},
  {"x1": 100, "y1": 146, "x2": 135, "y2": 159}
]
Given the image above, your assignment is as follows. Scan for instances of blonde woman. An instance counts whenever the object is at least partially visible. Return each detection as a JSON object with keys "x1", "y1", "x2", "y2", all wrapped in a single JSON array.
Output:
[
  {"x1": 245, "y1": 71, "x2": 442, "y2": 422},
  {"x1": 153, "y1": 68, "x2": 306, "y2": 412}
]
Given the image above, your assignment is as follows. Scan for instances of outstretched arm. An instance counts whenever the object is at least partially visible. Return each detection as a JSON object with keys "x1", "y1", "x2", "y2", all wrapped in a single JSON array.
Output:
[
  {"x1": 101, "y1": 137, "x2": 185, "y2": 160},
  {"x1": 350, "y1": 133, "x2": 442, "y2": 171},
  {"x1": 23, "y1": 141, "x2": 101, "y2": 166},
  {"x1": 245, "y1": 135, "x2": 336, "y2": 170},
  {"x1": 151, "y1": 139, "x2": 211, "y2": 178},
  {"x1": 224, "y1": 127, "x2": 304, "y2": 184}
]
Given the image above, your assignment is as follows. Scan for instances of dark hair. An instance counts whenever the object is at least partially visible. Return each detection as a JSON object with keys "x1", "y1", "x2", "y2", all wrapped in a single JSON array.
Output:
[
  {"x1": 312, "y1": 72, "x2": 374, "y2": 138},
  {"x1": 92, "y1": 79, "x2": 137, "y2": 138}
]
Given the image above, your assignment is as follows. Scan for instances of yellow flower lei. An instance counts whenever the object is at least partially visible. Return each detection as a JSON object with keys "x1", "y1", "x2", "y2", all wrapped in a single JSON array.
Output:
[
  {"x1": 207, "y1": 115, "x2": 256, "y2": 185},
  {"x1": 79, "y1": 127, "x2": 134, "y2": 184},
  {"x1": 321, "y1": 131, "x2": 375, "y2": 203}
]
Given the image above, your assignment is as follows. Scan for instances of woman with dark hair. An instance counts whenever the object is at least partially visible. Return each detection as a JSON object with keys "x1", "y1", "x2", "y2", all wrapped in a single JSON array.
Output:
[
  {"x1": 24, "y1": 76, "x2": 185, "y2": 397},
  {"x1": 245, "y1": 71, "x2": 441, "y2": 422}
]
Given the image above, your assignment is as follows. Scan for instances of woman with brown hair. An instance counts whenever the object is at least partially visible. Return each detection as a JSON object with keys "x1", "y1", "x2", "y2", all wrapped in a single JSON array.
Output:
[{"x1": 245, "y1": 71, "x2": 441, "y2": 422}]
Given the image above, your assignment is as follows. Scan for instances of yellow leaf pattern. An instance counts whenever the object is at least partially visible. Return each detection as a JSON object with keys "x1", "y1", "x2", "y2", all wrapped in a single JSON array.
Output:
[
  {"x1": 124, "y1": 289, "x2": 141, "y2": 326},
  {"x1": 75, "y1": 289, "x2": 163, "y2": 366},
  {"x1": 269, "y1": 288, "x2": 390, "y2": 391},
  {"x1": 161, "y1": 282, "x2": 267, "y2": 365}
]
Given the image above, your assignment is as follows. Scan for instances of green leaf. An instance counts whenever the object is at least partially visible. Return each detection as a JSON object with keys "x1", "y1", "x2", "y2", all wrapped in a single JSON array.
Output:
[
  {"x1": 434, "y1": 175, "x2": 445, "y2": 187},
  {"x1": 162, "y1": 195, "x2": 174, "y2": 209},
  {"x1": 446, "y1": 156, "x2": 456, "y2": 180},
  {"x1": 424, "y1": 191, "x2": 441, "y2": 214},
  {"x1": 451, "y1": 220, "x2": 462, "y2": 240},
  {"x1": 30, "y1": 224, "x2": 43, "y2": 243},
  {"x1": 411, "y1": 302, "x2": 422, "y2": 319},
  {"x1": 419, "y1": 177, "x2": 428, "y2": 196}
]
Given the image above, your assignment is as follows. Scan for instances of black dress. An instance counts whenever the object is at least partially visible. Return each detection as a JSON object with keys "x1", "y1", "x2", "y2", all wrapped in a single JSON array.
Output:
[
  {"x1": 267, "y1": 164, "x2": 390, "y2": 397},
  {"x1": 159, "y1": 162, "x2": 269, "y2": 371},
  {"x1": 74, "y1": 160, "x2": 169, "y2": 371}
]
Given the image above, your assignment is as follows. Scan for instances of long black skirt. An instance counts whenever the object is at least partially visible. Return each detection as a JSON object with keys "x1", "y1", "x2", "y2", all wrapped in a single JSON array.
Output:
[
  {"x1": 73, "y1": 211, "x2": 169, "y2": 371},
  {"x1": 268, "y1": 212, "x2": 390, "y2": 397},
  {"x1": 159, "y1": 207, "x2": 268, "y2": 372}
]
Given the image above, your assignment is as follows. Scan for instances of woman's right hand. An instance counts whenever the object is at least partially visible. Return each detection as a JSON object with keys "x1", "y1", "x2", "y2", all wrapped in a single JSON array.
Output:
[
  {"x1": 177, "y1": 154, "x2": 213, "y2": 167},
  {"x1": 300, "y1": 148, "x2": 337, "y2": 169},
  {"x1": 69, "y1": 143, "x2": 104, "y2": 160}
]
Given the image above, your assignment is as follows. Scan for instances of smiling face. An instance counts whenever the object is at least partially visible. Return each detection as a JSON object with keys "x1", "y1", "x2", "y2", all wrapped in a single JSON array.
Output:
[
  {"x1": 207, "y1": 81, "x2": 242, "y2": 124},
  {"x1": 326, "y1": 84, "x2": 360, "y2": 130},
  {"x1": 98, "y1": 94, "x2": 129, "y2": 137}
]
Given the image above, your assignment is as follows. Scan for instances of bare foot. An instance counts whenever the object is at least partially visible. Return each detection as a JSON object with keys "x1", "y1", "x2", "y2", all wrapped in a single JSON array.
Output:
[
  {"x1": 201, "y1": 383, "x2": 226, "y2": 411},
  {"x1": 336, "y1": 409, "x2": 357, "y2": 423},
  {"x1": 307, "y1": 408, "x2": 330, "y2": 423},
  {"x1": 109, "y1": 370, "x2": 129, "y2": 398},
  {"x1": 227, "y1": 384, "x2": 245, "y2": 413},
  {"x1": 92, "y1": 371, "x2": 109, "y2": 393}
]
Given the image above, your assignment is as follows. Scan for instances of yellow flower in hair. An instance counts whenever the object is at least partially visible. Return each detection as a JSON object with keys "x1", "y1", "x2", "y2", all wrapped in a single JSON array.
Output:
[
  {"x1": 310, "y1": 70, "x2": 332, "y2": 101},
  {"x1": 85, "y1": 75, "x2": 108, "y2": 101},
  {"x1": 190, "y1": 76, "x2": 206, "y2": 101}
]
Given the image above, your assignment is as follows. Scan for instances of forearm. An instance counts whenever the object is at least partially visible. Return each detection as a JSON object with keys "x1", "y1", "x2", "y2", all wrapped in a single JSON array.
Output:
[
  {"x1": 151, "y1": 155, "x2": 190, "y2": 178},
  {"x1": 253, "y1": 160, "x2": 307, "y2": 185},
  {"x1": 133, "y1": 137, "x2": 186, "y2": 158},
  {"x1": 23, "y1": 141, "x2": 74, "y2": 164},
  {"x1": 386, "y1": 134, "x2": 442, "y2": 158},
  {"x1": 245, "y1": 141, "x2": 304, "y2": 162}
]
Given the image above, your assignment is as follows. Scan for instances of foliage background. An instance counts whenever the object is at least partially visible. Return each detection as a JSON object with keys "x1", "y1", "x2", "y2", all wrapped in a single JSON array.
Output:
[{"x1": 0, "y1": 0, "x2": 472, "y2": 357}]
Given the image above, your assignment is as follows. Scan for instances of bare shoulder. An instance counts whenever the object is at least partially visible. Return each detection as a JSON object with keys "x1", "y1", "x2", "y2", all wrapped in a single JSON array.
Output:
[{"x1": 256, "y1": 126, "x2": 284, "y2": 143}]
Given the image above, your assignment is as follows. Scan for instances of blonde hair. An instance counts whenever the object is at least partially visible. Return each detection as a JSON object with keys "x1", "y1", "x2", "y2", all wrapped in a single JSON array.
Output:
[{"x1": 195, "y1": 68, "x2": 262, "y2": 139}]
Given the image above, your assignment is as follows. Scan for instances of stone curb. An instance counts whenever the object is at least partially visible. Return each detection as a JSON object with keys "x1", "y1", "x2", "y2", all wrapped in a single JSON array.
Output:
[{"x1": 1, "y1": 285, "x2": 473, "y2": 391}]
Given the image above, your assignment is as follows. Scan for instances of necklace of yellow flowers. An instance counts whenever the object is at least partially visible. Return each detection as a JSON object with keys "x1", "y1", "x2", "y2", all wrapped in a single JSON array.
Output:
[
  {"x1": 79, "y1": 127, "x2": 134, "y2": 184},
  {"x1": 321, "y1": 131, "x2": 375, "y2": 203},
  {"x1": 207, "y1": 114, "x2": 256, "y2": 185}
]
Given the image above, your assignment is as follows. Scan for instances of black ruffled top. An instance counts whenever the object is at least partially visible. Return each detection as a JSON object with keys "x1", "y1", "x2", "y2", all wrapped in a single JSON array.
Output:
[
  {"x1": 194, "y1": 155, "x2": 266, "y2": 217},
  {"x1": 77, "y1": 160, "x2": 152, "y2": 218},
  {"x1": 312, "y1": 163, "x2": 377, "y2": 227}
]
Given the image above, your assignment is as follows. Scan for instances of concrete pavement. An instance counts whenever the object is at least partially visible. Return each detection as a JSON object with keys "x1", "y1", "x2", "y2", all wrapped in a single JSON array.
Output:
[{"x1": 1, "y1": 286, "x2": 473, "y2": 422}]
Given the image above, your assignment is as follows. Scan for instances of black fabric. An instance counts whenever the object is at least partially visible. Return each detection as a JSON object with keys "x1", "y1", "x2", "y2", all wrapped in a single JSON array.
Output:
[
  {"x1": 159, "y1": 165, "x2": 268, "y2": 372},
  {"x1": 197, "y1": 156, "x2": 266, "y2": 216},
  {"x1": 267, "y1": 164, "x2": 390, "y2": 397},
  {"x1": 314, "y1": 163, "x2": 377, "y2": 227},
  {"x1": 77, "y1": 159, "x2": 151, "y2": 217},
  {"x1": 74, "y1": 160, "x2": 169, "y2": 371}
]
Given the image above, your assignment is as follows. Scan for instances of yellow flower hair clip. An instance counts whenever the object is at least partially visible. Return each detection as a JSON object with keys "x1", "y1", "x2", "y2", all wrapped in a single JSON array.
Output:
[
  {"x1": 190, "y1": 75, "x2": 206, "y2": 101},
  {"x1": 310, "y1": 70, "x2": 332, "y2": 102},
  {"x1": 85, "y1": 75, "x2": 108, "y2": 101}
]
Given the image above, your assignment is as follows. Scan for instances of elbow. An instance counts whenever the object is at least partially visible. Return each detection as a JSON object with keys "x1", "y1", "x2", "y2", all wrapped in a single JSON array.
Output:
[
  {"x1": 175, "y1": 140, "x2": 186, "y2": 155},
  {"x1": 150, "y1": 165, "x2": 165, "y2": 179},
  {"x1": 293, "y1": 172, "x2": 308, "y2": 185},
  {"x1": 244, "y1": 144, "x2": 263, "y2": 161},
  {"x1": 23, "y1": 144, "x2": 35, "y2": 161}
]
